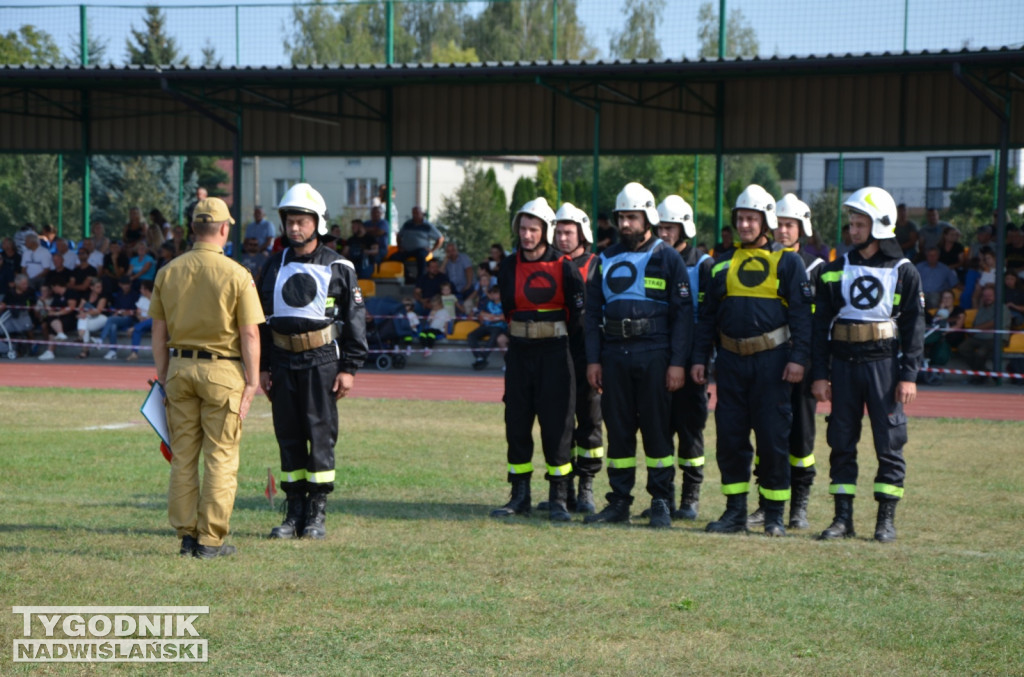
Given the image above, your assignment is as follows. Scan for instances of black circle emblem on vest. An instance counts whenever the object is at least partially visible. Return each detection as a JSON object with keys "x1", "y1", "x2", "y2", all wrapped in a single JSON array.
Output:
[
  {"x1": 850, "y1": 275, "x2": 884, "y2": 310},
  {"x1": 282, "y1": 272, "x2": 318, "y2": 307},
  {"x1": 605, "y1": 261, "x2": 638, "y2": 295},
  {"x1": 737, "y1": 256, "x2": 770, "y2": 288},
  {"x1": 523, "y1": 270, "x2": 557, "y2": 305}
]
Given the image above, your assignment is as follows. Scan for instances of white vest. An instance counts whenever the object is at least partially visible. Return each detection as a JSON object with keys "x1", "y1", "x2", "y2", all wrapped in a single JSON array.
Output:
[
  {"x1": 271, "y1": 252, "x2": 347, "y2": 322},
  {"x1": 836, "y1": 253, "x2": 909, "y2": 324}
]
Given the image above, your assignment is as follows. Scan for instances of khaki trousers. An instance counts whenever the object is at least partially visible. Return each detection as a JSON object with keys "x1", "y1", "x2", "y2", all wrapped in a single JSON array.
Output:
[{"x1": 165, "y1": 357, "x2": 244, "y2": 547}]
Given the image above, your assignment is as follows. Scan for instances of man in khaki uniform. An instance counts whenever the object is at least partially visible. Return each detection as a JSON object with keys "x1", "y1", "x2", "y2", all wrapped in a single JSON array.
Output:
[{"x1": 150, "y1": 198, "x2": 264, "y2": 559}]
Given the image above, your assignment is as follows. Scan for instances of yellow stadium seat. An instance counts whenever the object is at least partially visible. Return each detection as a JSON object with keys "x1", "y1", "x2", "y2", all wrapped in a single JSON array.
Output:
[
  {"x1": 963, "y1": 308, "x2": 977, "y2": 328},
  {"x1": 447, "y1": 320, "x2": 480, "y2": 341},
  {"x1": 357, "y1": 279, "x2": 376, "y2": 297},
  {"x1": 1004, "y1": 332, "x2": 1024, "y2": 355},
  {"x1": 373, "y1": 260, "x2": 404, "y2": 280}
]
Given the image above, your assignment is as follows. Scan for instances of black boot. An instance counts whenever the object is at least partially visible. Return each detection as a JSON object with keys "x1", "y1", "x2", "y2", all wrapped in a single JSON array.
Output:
[
  {"x1": 789, "y1": 483, "x2": 811, "y2": 529},
  {"x1": 576, "y1": 475, "x2": 596, "y2": 514},
  {"x1": 491, "y1": 478, "x2": 531, "y2": 518},
  {"x1": 762, "y1": 498, "x2": 786, "y2": 537},
  {"x1": 269, "y1": 492, "x2": 307, "y2": 539},
  {"x1": 303, "y1": 492, "x2": 328, "y2": 540},
  {"x1": 539, "y1": 478, "x2": 577, "y2": 512},
  {"x1": 648, "y1": 498, "x2": 672, "y2": 529},
  {"x1": 548, "y1": 480, "x2": 571, "y2": 522},
  {"x1": 874, "y1": 499, "x2": 898, "y2": 543},
  {"x1": 749, "y1": 491, "x2": 765, "y2": 528},
  {"x1": 673, "y1": 480, "x2": 700, "y2": 520},
  {"x1": 818, "y1": 495, "x2": 855, "y2": 540},
  {"x1": 583, "y1": 493, "x2": 631, "y2": 524},
  {"x1": 705, "y1": 493, "x2": 748, "y2": 533}
]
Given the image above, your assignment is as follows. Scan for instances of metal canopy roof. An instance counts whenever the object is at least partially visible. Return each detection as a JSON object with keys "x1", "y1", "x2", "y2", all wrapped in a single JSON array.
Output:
[{"x1": 0, "y1": 48, "x2": 1021, "y2": 157}]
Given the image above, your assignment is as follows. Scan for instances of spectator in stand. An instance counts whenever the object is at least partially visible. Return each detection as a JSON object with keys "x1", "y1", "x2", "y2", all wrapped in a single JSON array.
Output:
[
  {"x1": 45, "y1": 253, "x2": 73, "y2": 290},
  {"x1": 921, "y1": 289, "x2": 964, "y2": 382},
  {"x1": 79, "y1": 237, "x2": 105, "y2": 271},
  {"x1": 89, "y1": 221, "x2": 111, "y2": 261},
  {"x1": 804, "y1": 231, "x2": 830, "y2": 261},
  {"x1": 917, "y1": 207, "x2": 951, "y2": 258},
  {"x1": 53, "y1": 237, "x2": 75, "y2": 263},
  {"x1": 595, "y1": 212, "x2": 618, "y2": 253},
  {"x1": 126, "y1": 280, "x2": 154, "y2": 361},
  {"x1": 439, "y1": 280, "x2": 462, "y2": 319},
  {"x1": 481, "y1": 243, "x2": 506, "y2": 277},
  {"x1": 416, "y1": 295, "x2": 450, "y2": 357},
  {"x1": 100, "y1": 241, "x2": 130, "y2": 295},
  {"x1": 713, "y1": 225, "x2": 734, "y2": 256},
  {"x1": 389, "y1": 206, "x2": 444, "y2": 281},
  {"x1": 915, "y1": 246, "x2": 959, "y2": 308},
  {"x1": 966, "y1": 246, "x2": 997, "y2": 309},
  {"x1": 170, "y1": 224, "x2": 188, "y2": 256},
  {"x1": 443, "y1": 242, "x2": 474, "y2": 300},
  {"x1": 127, "y1": 240, "x2": 156, "y2": 292},
  {"x1": 147, "y1": 209, "x2": 170, "y2": 253},
  {"x1": 468, "y1": 285, "x2": 507, "y2": 370},
  {"x1": 937, "y1": 226, "x2": 967, "y2": 282},
  {"x1": 68, "y1": 249, "x2": 98, "y2": 300},
  {"x1": 244, "y1": 206, "x2": 276, "y2": 254},
  {"x1": 237, "y1": 237, "x2": 266, "y2": 278},
  {"x1": 123, "y1": 207, "x2": 146, "y2": 247},
  {"x1": 1005, "y1": 225, "x2": 1024, "y2": 273},
  {"x1": 74, "y1": 279, "x2": 109, "y2": 358},
  {"x1": 155, "y1": 241, "x2": 176, "y2": 273},
  {"x1": 894, "y1": 203, "x2": 919, "y2": 259},
  {"x1": 1003, "y1": 271, "x2": 1024, "y2": 327},
  {"x1": 14, "y1": 222, "x2": 36, "y2": 256},
  {"x1": 1, "y1": 236, "x2": 21, "y2": 293},
  {"x1": 464, "y1": 269, "x2": 493, "y2": 316},
  {"x1": 100, "y1": 277, "x2": 140, "y2": 359},
  {"x1": 0, "y1": 274, "x2": 38, "y2": 352},
  {"x1": 183, "y1": 186, "x2": 207, "y2": 231},
  {"x1": 413, "y1": 258, "x2": 450, "y2": 313},
  {"x1": 39, "y1": 224, "x2": 56, "y2": 250},
  {"x1": 967, "y1": 224, "x2": 994, "y2": 267},
  {"x1": 365, "y1": 204, "x2": 390, "y2": 265},
  {"x1": 958, "y1": 284, "x2": 1010, "y2": 384},
  {"x1": 343, "y1": 219, "x2": 379, "y2": 279},
  {"x1": 21, "y1": 233, "x2": 53, "y2": 289},
  {"x1": 37, "y1": 280, "x2": 77, "y2": 360}
]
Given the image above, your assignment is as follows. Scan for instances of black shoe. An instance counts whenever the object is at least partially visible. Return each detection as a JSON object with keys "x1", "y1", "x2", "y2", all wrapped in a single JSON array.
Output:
[
  {"x1": 304, "y1": 493, "x2": 328, "y2": 539},
  {"x1": 576, "y1": 476, "x2": 596, "y2": 514},
  {"x1": 762, "y1": 499, "x2": 786, "y2": 537},
  {"x1": 179, "y1": 535, "x2": 198, "y2": 556},
  {"x1": 491, "y1": 478, "x2": 532, "y2": 518},
  {"x1": 194, "y1": 543, "x2": 237, "y2": 559},
  {"x1": 705, "y1": 494, "x2": 749, "y2": 534},
  {"x1": 746, "y1": 506, "x2": 765, "y2": 528},
  {"x1": 648, "y1": 498, "x2": 672, "y2": 529},
  {"x1": 818, "y1": 495, "x2": 856, "y2": 540},
  {"x1": 874, "y1": 499, "x2": 898, "y2": 543},
  {"x1": 584, "y1": 495, "x2": 631, "y2": 524},
  {"x1": 789, "y1": 483, "x2": 811, "y2": 529},
  {"x1": 641, "y1": 493, "x2": 677, "y2": 519},
  {"x1": 472, "y1": 358, "x2": 488, "y2": 371},
  {"x1": 548, "y1": 481, "x2": 572, "y2": 522},
  {"x1": 269, "y1": 493, "x2": 306, "y2": 539},
  {"x1": 673, "y1": 482, "x2": 701, "y2": 520}
]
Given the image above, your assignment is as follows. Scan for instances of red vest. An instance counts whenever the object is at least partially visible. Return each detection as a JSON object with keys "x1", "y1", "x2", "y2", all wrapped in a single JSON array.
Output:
[{"x1": 513, "y1": 255, "x2": 567, "y2": 314}]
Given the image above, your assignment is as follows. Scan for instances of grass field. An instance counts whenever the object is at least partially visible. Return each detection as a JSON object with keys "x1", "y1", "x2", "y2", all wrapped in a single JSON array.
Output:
[{"x1": 1, "y1": 386, "x2": 1023, "y2": 676}]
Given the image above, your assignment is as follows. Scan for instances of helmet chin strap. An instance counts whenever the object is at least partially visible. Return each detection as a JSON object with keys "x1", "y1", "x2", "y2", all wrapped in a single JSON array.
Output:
[{"x1": 287, "y1": 233, "x2": 318, "y2": 249}]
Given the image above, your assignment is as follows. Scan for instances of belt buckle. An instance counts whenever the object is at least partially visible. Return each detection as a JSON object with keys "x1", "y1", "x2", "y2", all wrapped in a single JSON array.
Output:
[{"x1": 620, "y1": 318, "x2": 633, "y2": 338}]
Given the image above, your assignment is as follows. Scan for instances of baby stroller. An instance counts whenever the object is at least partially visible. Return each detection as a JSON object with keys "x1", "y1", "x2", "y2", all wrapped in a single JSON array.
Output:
[
  {"x1": 0, "y1": 310, "x2": 21, "y2": 360},
  {"x1": 364, "y1": 296, "x2": 415, "y2": 370}
]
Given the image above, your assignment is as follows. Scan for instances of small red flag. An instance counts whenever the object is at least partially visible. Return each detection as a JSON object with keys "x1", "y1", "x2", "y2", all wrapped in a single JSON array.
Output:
[
  {"x1": 265, "y1": 468, "x2": 277, "y2": 508},
  {"x1": 160, "y1": 441, "x2": 172, "y2": 463}
]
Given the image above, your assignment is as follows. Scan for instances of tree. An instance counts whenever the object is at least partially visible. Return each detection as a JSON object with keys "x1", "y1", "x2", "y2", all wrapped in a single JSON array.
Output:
[
  {"x1": 947, "y1": 166, "x2": 1024, "y2": 234},
  {"x1": 809, "y1": 186, "x2": 842, "y2": 248},
  {"x1": 439, "y1": 162, "x2": 510, "y2": 262},
  {"x1": 201, "y1": 41, "x2": 223, "y2": 68},
  {"x1": 509, "y1": 175, "x2": 537, "y2": 222},
  {"x1": 608, "y1": 0, "x2": 665, "y2": 61},
  {"x1": 90, "y1": 155, "x2": 197, "y2": 227},
  {"x1": 0, "y1": 25, "x2": 61, "y2": 65},
  {"x1": 67, "y1": 23, "x2": 109, "y2": 66},
  {"x1": 696, "y1": 2, "x2": 759, "y2": 58},
  {"x1": 286, "y1": 1, "x2": 392, "y2": 65},
  {"x1": 126, "y1": 6, "x2": 188, "y2": 66},
  {"x1": 400, "y1": 2, "x2": 468, "y2": 62},
  {"x1": 464, "y1": 0, "x2": 596, "y2": 62},
  {"x1": 534, "y1": 161, "x2": 558, "y2": 204},
  {"x1": 0, "y1": 155, "x2": 83, "y2": 239}
]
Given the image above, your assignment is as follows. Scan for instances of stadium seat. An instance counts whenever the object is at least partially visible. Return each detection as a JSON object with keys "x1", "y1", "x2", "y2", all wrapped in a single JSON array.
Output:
[
  {"x1": 357, "y1": 279, "x2": 376, "y2": 298},
  {"x1": 963, "y1": 308, "x2": 977, "y2": 328},
  {"x1": 1004, "y1": 332, "x2": 1024, "y2": 355},
  {"x1": 447, "y1": 320, "x2": 480, "y2": 341},
  {"x1": 373, "y1": 261, "x2": 404, "y2": 280}
]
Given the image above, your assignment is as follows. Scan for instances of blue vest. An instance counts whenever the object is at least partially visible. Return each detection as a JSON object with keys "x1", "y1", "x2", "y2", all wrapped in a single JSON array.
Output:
[
  {"x1": 688, "y1": 252, "x2": 711, "y2": 321},
  {"x1": 600, "y1": 239, "x2": 667, "y2": 305}
]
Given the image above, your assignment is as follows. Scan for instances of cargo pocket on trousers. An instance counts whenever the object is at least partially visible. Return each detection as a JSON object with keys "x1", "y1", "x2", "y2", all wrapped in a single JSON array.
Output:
[{"x1": 887, "y1": 410, "x2": 908, "y2": 450}]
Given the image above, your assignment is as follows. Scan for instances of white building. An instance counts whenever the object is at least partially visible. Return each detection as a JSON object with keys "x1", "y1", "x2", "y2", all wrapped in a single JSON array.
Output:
[
  {"x1": 238, "y1": 155, "x2": 541, "y2": 238},
  {"x1": 795, "y1": 149, "x2": 1024, "y2": 211}
]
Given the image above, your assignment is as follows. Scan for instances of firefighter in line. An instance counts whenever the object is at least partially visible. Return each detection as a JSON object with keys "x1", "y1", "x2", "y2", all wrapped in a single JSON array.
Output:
[
  {"x1": 490, "y1": 197, "x2": 585, "y2": 522},
  {"x1": 811, "y1": 187, "x2": 925, "y2": 543},
  {"x1": 534, "y1": 202, "x2": 604, "y2": 515},
  {"x1": 258, "y1": 183, "x2": 368, "y2": 541},
  {"x1": 584, "y1": 182, "x2": 693, "y2": 528},
  {"x1": 638, "y1": 195, "x2": 713, "y2": 522},
  {"x1": 691, "y1": 184, "x2": 812, "y2": 537},
  {"x1": 747, "y1": 193, "x2": 824, "y2": 530}
]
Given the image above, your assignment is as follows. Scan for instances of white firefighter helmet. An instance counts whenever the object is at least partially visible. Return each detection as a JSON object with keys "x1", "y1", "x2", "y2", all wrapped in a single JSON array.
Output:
[
  {"x1": 613, "y1": 182, "x2": 660, "y2": 226},
  {"x1": 553, "y1": 202, "x2": 593, "y2": 245},
  {"x1": 512, "y1": 196, "x2": 557, "y2": 240},
  {"x1": 776, "y1": 193, "x2": 813, "y2": 237},
  {"x1": 733, "y1": 184, "x2": 778, "y2": 231},
  {"x1": 278, "y1": 182, "x2": 330, "y2": 236},
  {"x1": 843, "y1": 186, "x2": 898, "y2": 240},
  {"x1": 656, "y1": 195, "x2": 696, "y2": 239}
]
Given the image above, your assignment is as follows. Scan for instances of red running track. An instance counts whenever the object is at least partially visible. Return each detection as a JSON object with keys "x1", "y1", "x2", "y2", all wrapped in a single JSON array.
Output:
[{"x1": 1, "y1": 363, "x2": 1022, "y2": 421}]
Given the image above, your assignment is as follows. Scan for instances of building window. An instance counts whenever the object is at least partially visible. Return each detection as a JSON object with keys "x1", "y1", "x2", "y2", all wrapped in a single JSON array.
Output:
[
  {"x1": 346, "y1": 158, "x2": 362, "y2": 166},
  {"x1": 346, "y1": 178, "x2": 378, "y2": 207},
  {"x1": 925, "y1": 155, "x2": 990, "y2": 208},
  {"x1": 825, "y1": 158, "x2": 884, "y2": 191},
  {"x1": 274, "y1": 179, "x2": 300, "y2": 206}
]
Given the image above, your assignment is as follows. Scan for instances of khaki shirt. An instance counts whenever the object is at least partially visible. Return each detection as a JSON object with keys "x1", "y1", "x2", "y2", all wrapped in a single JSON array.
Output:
[{"x1": 150, "y1": 242, "x2": 265, "y2": 357}]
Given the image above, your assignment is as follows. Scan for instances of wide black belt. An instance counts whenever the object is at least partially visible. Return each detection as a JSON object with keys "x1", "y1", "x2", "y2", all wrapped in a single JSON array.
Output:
[
  {"x1": 171, "y1": 348, "x2": 240, "y2": 361},
  {"x1": 602, "y1": 317, "x2": 666, "y2": 339}
]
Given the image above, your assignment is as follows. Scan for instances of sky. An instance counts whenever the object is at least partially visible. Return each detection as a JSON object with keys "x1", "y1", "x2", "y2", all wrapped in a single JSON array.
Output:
[{"x1": 1, "y1": 0, "x2": 1021, "y2": 68}]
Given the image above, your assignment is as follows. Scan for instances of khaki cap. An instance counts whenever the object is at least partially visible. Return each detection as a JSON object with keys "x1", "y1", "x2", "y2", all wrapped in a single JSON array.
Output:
[{"x1": 193, "y1": 197, "x2": 235, "y2": 225}]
